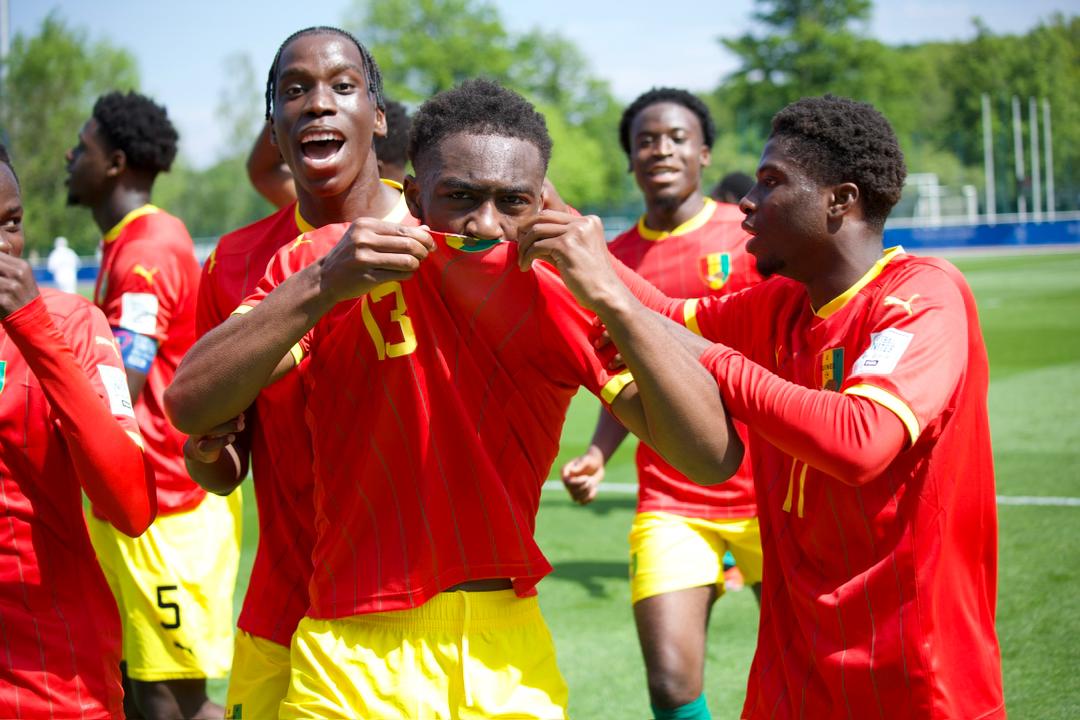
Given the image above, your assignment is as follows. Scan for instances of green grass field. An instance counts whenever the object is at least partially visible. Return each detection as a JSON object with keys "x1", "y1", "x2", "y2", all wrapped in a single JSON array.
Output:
[{"x1": 213, "y1": 249, "x2": 1080, "y2": 718}]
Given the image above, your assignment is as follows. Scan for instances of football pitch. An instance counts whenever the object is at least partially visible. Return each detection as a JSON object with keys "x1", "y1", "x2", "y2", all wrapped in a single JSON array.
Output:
[{"x1": 213, "y1": 248, "x2": 1080, "y2": 718}]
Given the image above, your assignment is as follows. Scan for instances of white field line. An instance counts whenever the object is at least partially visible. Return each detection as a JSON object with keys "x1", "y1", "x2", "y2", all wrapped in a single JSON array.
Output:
[{"x1": 542, "y1": 482, "x2": 1080, "y2": 507}]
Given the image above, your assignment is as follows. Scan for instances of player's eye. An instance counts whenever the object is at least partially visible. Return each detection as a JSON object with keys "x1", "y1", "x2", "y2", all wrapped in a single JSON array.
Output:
[
  {"x1": 333, "y1": 82, "x2": 356, "y2": 93},
  {"x1": 283, "y1": 84, "x2": 305, "y2": 99}
]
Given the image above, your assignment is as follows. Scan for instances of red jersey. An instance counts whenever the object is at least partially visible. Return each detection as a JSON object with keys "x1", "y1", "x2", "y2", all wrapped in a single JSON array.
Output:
[
  {"x1": 655, "y1": 248, "x2": 1003, "y2": 718},
  {"x1": 609, "y1": 199, "x2": 758, "y2": 518},
  {"x1": 197, "y1": 191, "x2": 410, "y2": 646},
  {"x1": 95, "y1": 204, "x2": 203, "y2": 514},
  {"x1": 242, "y1": 226, "x2": 629, "y2": 619},
  {"x1": 0, "y1": 290, "x2": 140, "y2": 718}
]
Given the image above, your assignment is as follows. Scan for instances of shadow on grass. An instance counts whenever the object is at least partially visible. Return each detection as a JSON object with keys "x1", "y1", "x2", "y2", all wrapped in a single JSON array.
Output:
[
  {"x1": 547, "y1": 560, "x2": 628, "y2": 598},
  {"x1": 543, "y1": 493, "x2": 638, "y2": 516}
]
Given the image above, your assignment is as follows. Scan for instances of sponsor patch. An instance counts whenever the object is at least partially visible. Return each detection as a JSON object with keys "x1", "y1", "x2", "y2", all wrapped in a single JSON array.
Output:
[
  {"x1": 97, "y1": 364, "x2": 136, "y2": 417},
  {"x1": 120, "y1": 292, "x2": 159, "y2": 336},
  {"x1": 851, "y1": 327, "x2": 913, "y2": 377}
]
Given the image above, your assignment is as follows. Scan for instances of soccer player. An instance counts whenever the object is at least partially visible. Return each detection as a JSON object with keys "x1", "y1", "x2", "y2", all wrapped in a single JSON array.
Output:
[
  {"x1": 518, "y1": 95, "x2": 1005, "y2": 719},
  {"x1": 247, "y1": 96, "x2": 412, "y2": 209},
  {"x1": 560, "y1": 87, "x2": 762, "y2": 720},
  {"x1": 166, "y1": 78, "x2": 739, "y2": 719},
  {"x1": 185, "y1": 27, "x2": 408, "y2": 720},
  {"x1": 0, "y1": 144, "x2": 156, "y2": 717},
  {"x1": 65, "y1": 91, "x2": 241, "y2": 719}
]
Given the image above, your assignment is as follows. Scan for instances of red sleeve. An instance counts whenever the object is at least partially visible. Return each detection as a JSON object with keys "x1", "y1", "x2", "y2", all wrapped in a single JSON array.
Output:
[
  {"x1": 699, "y1": 343, "x2": 907, "y2": 485},
  {"x1": 195, "y1": 246, "x2": 226, "y2": 338},
  {"x1": 840, "y1": 262, "x2": 971, "y2": 445},
  {"x1": 237, "y1": 234, "x2": 317, "y2": 358},
  {"x1": 100, "y1": 238, "x2": 183, "y2": 342},
  {"x1": 609, "y1": 253, "x2": 687, "y2": 322},
  {"x1": 535, "y1": 264, "x2": 629, "y2": 406},
  {"x1": 3, "y1": 297, "x2": 156, "y2": 535}
]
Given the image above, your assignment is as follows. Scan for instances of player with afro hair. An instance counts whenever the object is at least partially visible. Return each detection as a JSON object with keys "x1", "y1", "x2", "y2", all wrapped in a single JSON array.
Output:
[
  {"x1": 408, "y1": 77, "x2": 552, "y2": 175},
  {"x1": 769, "y1": 94, "x2": 907, "y2": 229},
  {"x1": 91, "y1": 91, "x2": 178, "y2": 177}
]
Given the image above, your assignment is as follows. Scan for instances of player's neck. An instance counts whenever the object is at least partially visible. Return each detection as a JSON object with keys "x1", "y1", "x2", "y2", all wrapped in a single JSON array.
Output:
[
  {"x1": 94, "y1": 187, "x2": 152, "y2": 236},
  {"x1": 643, "y1": 190, "x2": 706, "y2": 233},
  {"x1": 297, "y1": 172, "x2": 399, "y2": 228},
  {"x1": 805, "y1": 233, "x2": 887, "y2": 312}
]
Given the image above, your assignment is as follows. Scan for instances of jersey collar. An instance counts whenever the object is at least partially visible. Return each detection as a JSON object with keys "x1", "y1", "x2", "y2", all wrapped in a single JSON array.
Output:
[
  {"x1": 637, "y1": 198, "x2": 716, "y2": 242},
  {"x1": 815, "y1": 246, "x2": 906, "y2": 319},
  {"x1": 294, "y1": 178, "x2": 407, "y2": 232},
  {"x1": 103, "y1": 204, "x2": 159, "y2": 244}
]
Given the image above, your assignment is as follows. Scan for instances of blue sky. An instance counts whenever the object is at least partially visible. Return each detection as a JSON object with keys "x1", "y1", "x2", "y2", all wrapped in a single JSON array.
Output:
[{"x1": 10, "y1": 0, "x2": 1074, "y2": 167}]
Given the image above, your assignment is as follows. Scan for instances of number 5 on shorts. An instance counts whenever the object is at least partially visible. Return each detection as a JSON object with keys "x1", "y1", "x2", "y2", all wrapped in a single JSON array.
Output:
[{"x1": 156, "y1": 584, "x2": 181, "y2": 629}]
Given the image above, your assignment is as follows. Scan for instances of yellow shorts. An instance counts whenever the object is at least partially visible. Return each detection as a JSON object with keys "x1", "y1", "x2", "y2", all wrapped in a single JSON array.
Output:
[
  {"x1": 629, "y1": 511, "x2": 762, "y2": 605},
  {"x1": 87, "y1": 489, "x2": 242, "y2": 681},
  {"x1": 280, "y1": 590, "x2": 569, "y2": 719},
  {"x1": 225, "y1": 629, "x2": 291, "y2": 719}
]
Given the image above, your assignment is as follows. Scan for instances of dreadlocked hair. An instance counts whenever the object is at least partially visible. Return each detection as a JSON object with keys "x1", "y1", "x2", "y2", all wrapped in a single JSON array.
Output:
[{"x1": 264, "y1": 26, "x2": 384, "y2": 120}]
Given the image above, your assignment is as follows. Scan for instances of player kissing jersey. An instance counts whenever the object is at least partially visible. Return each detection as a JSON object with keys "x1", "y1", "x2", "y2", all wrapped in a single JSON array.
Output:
[
  {"x1": 619, "y1": 247, "x2": 1004, "y2": 718},
  {"x1": 609, "y1": 197, "x2": 758, "y2": 518},
  {"x1": 241, "y1": 225, "x2": 631, "y2": 618},
  {"x1": 199, "y1": 188, "x2": 410, "y2": 645},
  {"x1": 94, "y1": 204, "x2": 202, "y2": 514},
  {"x1": 0, "y1": 290, "x2": 143, "y2": 718}
]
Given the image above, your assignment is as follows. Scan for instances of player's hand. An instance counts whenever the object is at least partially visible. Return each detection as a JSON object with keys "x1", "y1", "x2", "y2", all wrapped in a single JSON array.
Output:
[
  {"x1": 517, "y1": 211, "x2": 625, "y2": 314},
  {"x1": 318, "y1": 218, "x2": 435, "y2": 304},
  {"x1": 560, "y1": 445, "x2": 605, "y2": 505},
  {"x1": 540, "y1": 177, "x2": 571, "y2": 214},
  {"x1": 0, "y1": 252, "x2": 40, "y2": 319},
  {"x1": 183, "y1": 413, "x2": 244, "y2": 465}
]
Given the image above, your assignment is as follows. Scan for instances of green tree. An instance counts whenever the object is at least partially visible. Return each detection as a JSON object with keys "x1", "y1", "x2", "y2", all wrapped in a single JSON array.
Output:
[{"x1": 0, "y1": 13, "x2": 139, "y2": 254}]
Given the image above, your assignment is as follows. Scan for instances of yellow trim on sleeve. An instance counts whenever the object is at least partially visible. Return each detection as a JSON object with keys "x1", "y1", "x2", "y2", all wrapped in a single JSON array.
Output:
[
  {"x1": 289, "y1": 343, "x2": 305, "y2": 366},
  {"x1": 815, "y1": 246, "x2": 906, "y2": 319},
  {"x1": 600, "y1": 370, "x2": 634, "y2": 405},
  {"x1": 682, "y1": 299, "x2": 702, "y2": 336},
  {"x1": 126, "y1": 430, "x2": 146, "y2": 451},
  {"x1": 844, "y1": 383, "x2": 920, "y2": 445},
  {"x1": 637, "y1": 198, "x2": 717, "y2": 241},
  {"x1": 103, "y1": 204, "x2": 160, "y2": 243},
  {"x1": 231, "y1": 304, "x2": 254, "y2": 317}
]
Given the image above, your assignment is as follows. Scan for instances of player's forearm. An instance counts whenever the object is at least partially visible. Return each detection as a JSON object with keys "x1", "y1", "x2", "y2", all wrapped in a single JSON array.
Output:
[
  {"x1": 589, "y1": 408, "x2": 630, "y2": 462},
  {"x1": 166, "y1": 262, "x2": 332, "y2": 435},
  {"x1": 2, "y1": 298, "x2": 156, "y2": 536},
  {"x1": 700, "y1": 345, "x2": 906, "y2": 485},
  {"x1": 601, "y1": 291, "x2": 743, "y2": 485}
]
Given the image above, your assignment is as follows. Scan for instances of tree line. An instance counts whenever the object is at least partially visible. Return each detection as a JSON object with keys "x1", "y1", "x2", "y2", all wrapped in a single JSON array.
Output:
[{"x1": 1, "y1": 0, "x2": 1076, "y2": 255}]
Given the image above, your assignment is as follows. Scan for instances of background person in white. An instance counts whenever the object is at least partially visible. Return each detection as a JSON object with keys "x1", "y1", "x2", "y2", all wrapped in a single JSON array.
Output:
[{"x1": 47, "y1": 236, "x2": 80, "y2": 293}]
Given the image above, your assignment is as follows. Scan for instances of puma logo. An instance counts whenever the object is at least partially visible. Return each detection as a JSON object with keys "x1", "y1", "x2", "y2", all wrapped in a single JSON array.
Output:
[
  {"x1": 133, "y1": 264, "x2": 159, "y2": 286},
  {"x1": 883, "y1": 294, "x2": 920, "y2": 316}
]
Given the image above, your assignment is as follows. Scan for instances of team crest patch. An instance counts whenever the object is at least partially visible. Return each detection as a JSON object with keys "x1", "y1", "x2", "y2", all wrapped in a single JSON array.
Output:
[
  {"x1": 819, "y1": 348, "x2": 844, "y2": 391},
  {"x1": 698, "y1": 252, "x2": 731, "y2": 290}
]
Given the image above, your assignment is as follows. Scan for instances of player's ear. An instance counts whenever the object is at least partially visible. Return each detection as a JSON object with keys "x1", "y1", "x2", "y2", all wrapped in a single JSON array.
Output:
[
  {"x1": 828, "y1": 182, "x2": 859, "y2": 219},
  {"x1": 700, "y1": 144, "x2": 711, "y2": 169},
  {"x1": 105, "y1": 148, "x2": 126, "y2": 178},
  {"x1": 403, "y1": 173, "x2": 422, "y2": 220},
  {"x1": 373, "y1": 107, "x2": 387, "y2": 139}
]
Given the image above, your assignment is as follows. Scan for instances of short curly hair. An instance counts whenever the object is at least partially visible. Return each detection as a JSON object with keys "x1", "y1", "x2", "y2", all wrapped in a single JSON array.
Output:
[
  {"x1": 408, "y1": 78, "x2": 552, "y2": 172},
  {"x1": 92, "y1": 91, "x2": 178, "y2": 175},
  {"x1": 374, "y1": 99, "x2": 411, "y2": 168},
  {"x1": 264, "y1": 26, "x2": 384, "y2": 120},
  {"x1": 618, "y1": 87, "x2": 715, "y2": 157},
  {"x1": 770, "y1": 95, "x2": 907, "y2": 229}
]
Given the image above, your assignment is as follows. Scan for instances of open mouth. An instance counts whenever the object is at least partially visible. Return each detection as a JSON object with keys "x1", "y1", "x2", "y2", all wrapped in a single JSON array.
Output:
[{"x1": 299, "y1": 130, "x2": 345, "y2": 163}]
